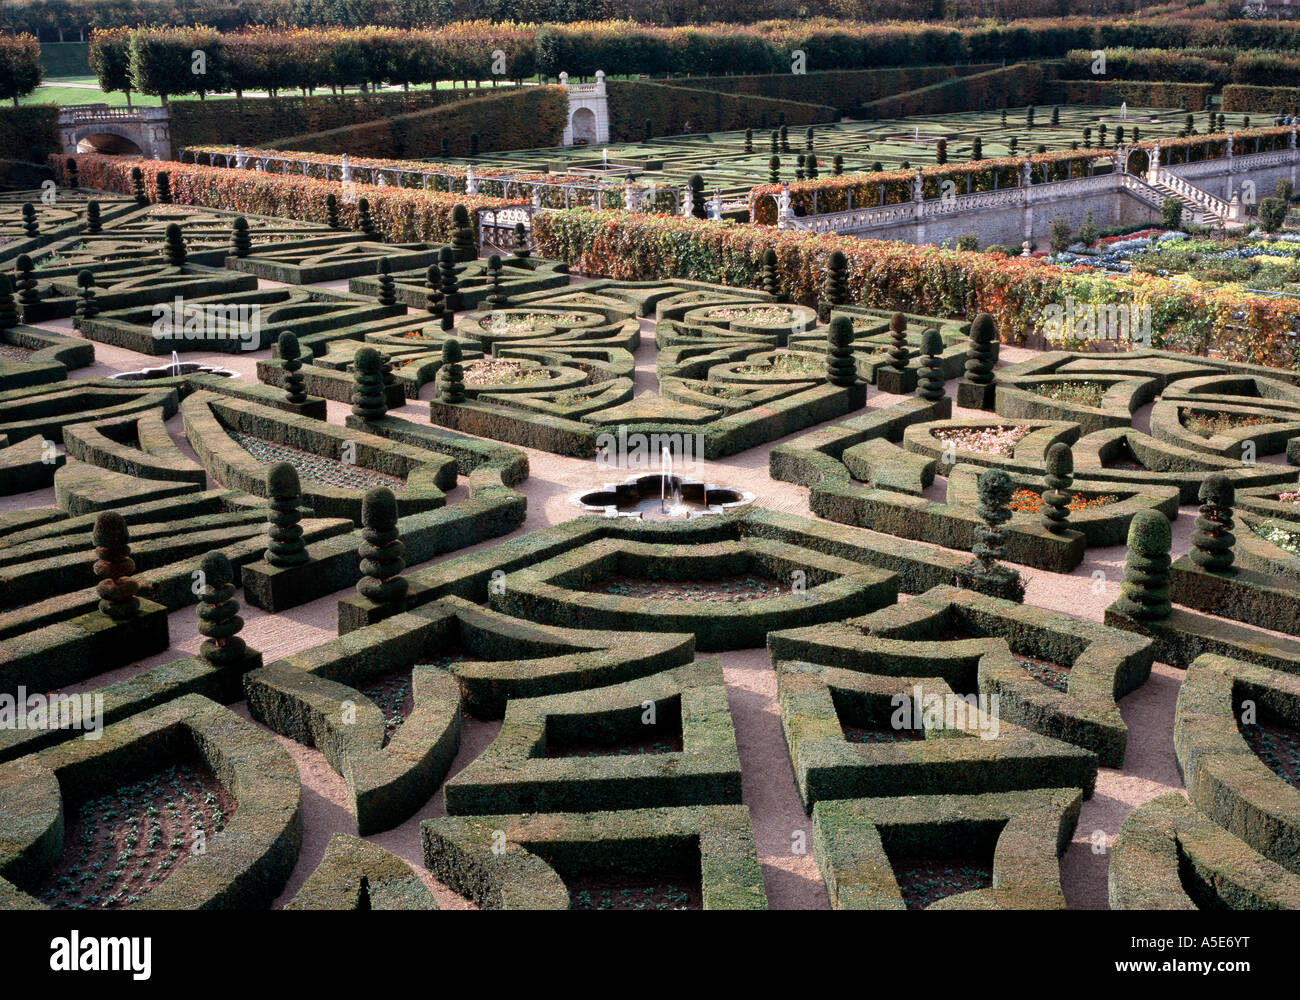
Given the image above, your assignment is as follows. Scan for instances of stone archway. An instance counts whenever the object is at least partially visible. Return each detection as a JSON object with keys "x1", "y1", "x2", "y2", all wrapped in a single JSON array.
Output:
[
  {"x1": 1125, "y1": 148, "x2": 1150, "y2": 176},
  {"x1": 76, "y1": 131, "x2": 144, "y2": 156},
  {"x1": 571, "y1": 107, "x2": 597, "y2": 145}
]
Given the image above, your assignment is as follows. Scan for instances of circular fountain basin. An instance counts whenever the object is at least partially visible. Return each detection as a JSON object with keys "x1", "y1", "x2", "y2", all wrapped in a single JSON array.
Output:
[
  {"x1": 111, "y1": 362, "x2": 240, "y2": 381},
  {"x1": 572, "y1": 475, "x2": 755, "y2": 520}
]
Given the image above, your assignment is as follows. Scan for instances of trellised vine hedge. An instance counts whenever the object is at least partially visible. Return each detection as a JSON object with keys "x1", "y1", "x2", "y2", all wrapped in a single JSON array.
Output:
[
  {"x1": 1047, "y1": 79, "x2": 1214, "y2": 111},
  {"x1": 606, "y1": 80, "x2": 835, "y2": 142},
  {"x1": 532, "y1": 209, "x2": 1300, "y2": 367},
  {"x1": 1222, "y1": 85, "x2": 1300, "y2": 114},
  {"x1": 857, "y1": 63, "x2": 1049, "y2": 119},
  {"x1": 53, "y1": 155, "x2": 522, "y2": 243}
]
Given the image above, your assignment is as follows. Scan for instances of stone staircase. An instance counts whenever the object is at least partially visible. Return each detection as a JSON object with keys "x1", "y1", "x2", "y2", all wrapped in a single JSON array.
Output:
[{"x1": 1146, "y1": 168, "x2": 1243, "y2": 230}]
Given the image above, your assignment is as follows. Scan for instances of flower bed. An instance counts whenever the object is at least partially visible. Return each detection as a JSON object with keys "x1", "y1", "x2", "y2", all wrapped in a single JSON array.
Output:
[
  {"x1": 1009, "y1": 490, "x2": 1117, "y2": 514},
  {"x1": 1180, "y1": 409, "x2": 1280, "y2": 439},
  {"x1": 463, "y1": 359, "x2": 555, "y2": 386},
  {"x1": 931, "y1": 425, "x2": 1031, "y2": 456},
  {"x1": 1028, "y1": 380, "x2": 1109, "y2": 407}
]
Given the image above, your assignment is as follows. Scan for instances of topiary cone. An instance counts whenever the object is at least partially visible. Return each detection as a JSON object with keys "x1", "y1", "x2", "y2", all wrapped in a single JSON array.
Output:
[
  {"x1": 230, "y1": 216, "x2": 252, "y2": 257},
  {"x1": 376, "y1": 257, "x2": 397, "y2": 306},
  {"x1": 164, "y1": 223, "x2": 187, "y2": 269}
]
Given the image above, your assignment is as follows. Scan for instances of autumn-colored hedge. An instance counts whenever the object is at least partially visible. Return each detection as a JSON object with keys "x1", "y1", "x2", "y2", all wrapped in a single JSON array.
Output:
[
  {"x1": 676, "y1": 64, "x2": 1002, "y2": 111},
  {"x1": 1135, "y1": 125, "x2": 1292, "y2": 165},
  {"x1": 169, "y1": 89, "x2": 484, "y2": 148},
  {"x1": 857, "y1": 64, "x2": 1050, "y2": 119},
  {"x1": 181, "y1": 146, "x2": 625, "y2": 209},
  {"x1": 1222, "y1": 85, "x2": 1300, "y2": 114},
  {"x1": 748, "y1": 149, "x2": 1112, "y2": 224},
  {"x1": 1046, "y1": 79, "x2": 1214, "y2": 111},
  {"x1": 54, "y1": 155, "x2": 523, "y2": 243},
  {"x1": 607, "y1": 80, "x2": 835, "y2": 142},
  {"x1": 532, "y1": 208, "x2": 1300, "y2": 367},
  {"x1": 265, "y1": 87, "x2": 569, "y2": 160}
]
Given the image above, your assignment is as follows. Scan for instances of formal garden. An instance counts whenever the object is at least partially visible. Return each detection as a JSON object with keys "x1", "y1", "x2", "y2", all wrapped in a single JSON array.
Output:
[{"x1": 0, "y1": 7, "x2": 1299, "y2": 943}]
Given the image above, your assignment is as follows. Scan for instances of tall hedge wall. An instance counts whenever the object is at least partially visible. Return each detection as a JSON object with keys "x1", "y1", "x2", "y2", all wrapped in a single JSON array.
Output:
[
  {"x1": 0, "y1": 105, "x2": 57, "y2": 165},
  {"x1": 1222, "y1": 85, "x2": 1300, "y2": 114},
  {"x1": 858, "y1": 64, "x2": 1049, "y2": 119},
  {"x1": 266, "y1": 87, "x2": 569, "y2": 159},
  {"x1": 170, "y1": 89, "x2": 485, "y2": 149},
  {"x1": 1046, "y1": 79, "x2": 1215, "y2": 111},
  {"x1": 607, "y1": 80, "x2": 835, "y2": 142},
  {"x1": 672, "y1": 64, "x2": 1001, "y2": 112}
]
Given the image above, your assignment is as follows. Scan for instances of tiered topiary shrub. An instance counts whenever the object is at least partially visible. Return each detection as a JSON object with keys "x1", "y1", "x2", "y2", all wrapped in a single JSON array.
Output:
[
  {"x1": 155, "y1": 170, "x2": 173, "y2": 204},
  {"x1": 439, "y1": 338, "x2": 466, "y2": 403},
  {"x1": 1041, "y1": 442, "x2": 1073, "y2": 535},
  {"x1": 451, "y1": 204, "x2": 476, "y2": 261},
  {"x1": 819, "y1": 250, "x2": 848, "y2": 322},
  {"x1": 72, "y1": 270, "x2": 98, "y2": 327},
  {"x1": 957, "y1": 312, "x2": 999, "y2": 409},
  {"x1": 93, "y1": 512, "x2": 141, "y2": 621},
  {"x1": 876, "y1": 312, "x2": 918, "y2": 395},
  {"x1": 1190, "y1": 474, "x2": 1235, "y2": 575},
  {"x1": 325, "y1": 192, "x2": 340, "y2": 229},
  {"x1": 438, "y1": 247, "x2": 459, "y2": 332},
  {"x1": 357, "y1": 197, "x2": 376, "y2": 236},
  {"x1": 956, "y1": 468, "x2": 1024, "y2": 601},
  {"x1": 351, "y1": 347, "x2": 389, "y2": 423},
  {"x1": 163, "y1": 223, "x2": 187, "y2": 269},
  {"x1": 825, "y1": 316, "x2": 858, "y2": 388},
  {"x1": 265, "y1": 462, "x2": 309, "y2": 569},
  {"x1": 230, "y1": 215, "x2": 252, "y2": 257},
  {"x1": 278, "y1": 331, "x2": 307, "y2": 405},
  {"x1": 196, "y1": 551, "x2": 247, "y2": 667},
  {"x1": 85, "y1": 200, "x2": 102, "y2": 234},
  {"x1": 357, "y1": 486, "x2": 409, "y2": 612},
  {"x1": 760, "y1": 248, "x2": 780, "y2": 300},
  {"x1": 916, "y1": 327, "x2": 945, "y2": 404},
  {"x1": 130, "y1": 166, "x2": 147, "y2": 205},
  {"x1": 375, "y1": 258, "x2": 397, "y2": 307},
  {"x1": 1113, "y1": 510, "x2": 1172, "y2": 622}
]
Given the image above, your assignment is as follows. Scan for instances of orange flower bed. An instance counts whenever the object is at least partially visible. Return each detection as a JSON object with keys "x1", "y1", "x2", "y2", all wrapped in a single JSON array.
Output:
[{"x1": 1009, "y1": 490, "x2": 1117, "y2": 514}]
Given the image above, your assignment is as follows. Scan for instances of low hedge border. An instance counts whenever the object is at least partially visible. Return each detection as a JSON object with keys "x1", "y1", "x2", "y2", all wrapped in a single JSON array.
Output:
[
  {"x1": 0, "y1": 381, "x2": 178, "y2": 446},
  {"x1": 813, "y1": 787, "x2": 1082, "y2": 909},
  {"x1": 0, "y1": 325, "x2": 93, "y2": 388},
  {"x1": 1105, "y1": 604, "x2": 1300, "y2": 673},
  {"x1": 0, "y1": 433, "x2": 62, "y2": 494},
  {"x1": 77, "y1": 285, "x2": 404, "y2": 356},
  {"x1": 489, "y1": 535, "x2": 898, "y2": 653},
  {"x1": 1073, "y1": 427, "x2": 1298, "y2": 504},
  {"x1": 445, "y1": 658, "x2": 740, "y2": 815},
  {"x1": 1108, "y1": 792, "x2": 1300, "y2": 910},
  {"x1": 771, "y1": 583, "x2": 1144, "y2": 781},
  {"x1": 54, "y1": 464, "x2": 200, "y2": 517},
  {"x1": 1148, "y1": 396, "x2": 1300, "y2": 462},
  {"x1": 773, "y1": 651, "x2": 1096, "y2": 811},
  {"x1": 285, "y1": 834, "x2": 437, "y2": 910},
  {"x1": 421, "y1": 804, "x2": 767, "y2": 910},
  {"x1": 229, "y1": 239, "x2": 443, "y2": 284},
  {"x1": 182, "y1": 390, "x2": 454, "y2": 522},
  {"x1": 0, "y1": 693, "x2": 301, "y2": 909},
  {"x1": 349, "y1": 257, "x2": 571, "y2": 313},
  {"x1": 903, "y1": 417, "x2": 1079, "y2": 477},
  {"x1": 994, "y1": 374, "x2": 1160, "y2": 436},
  {"x1": 1174, "y1": 652, "x2": 1300, "y2": 876},
  {"x1": 61, "y1": 408, "x2": 206, "y2": 486},
  {"x1": 245, "y1": 610, "x2": 462, "y2": 836}
]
